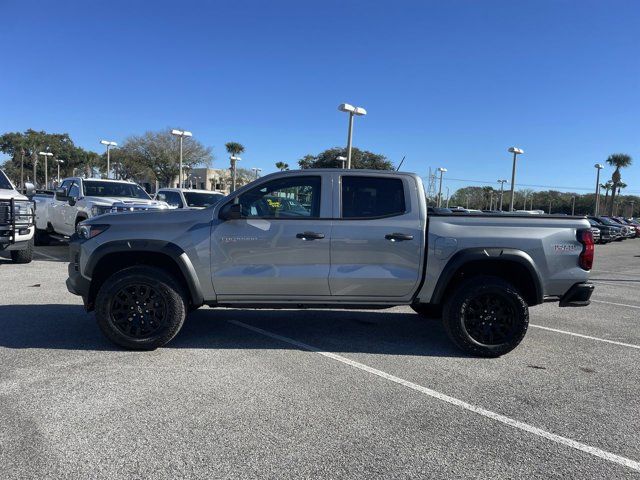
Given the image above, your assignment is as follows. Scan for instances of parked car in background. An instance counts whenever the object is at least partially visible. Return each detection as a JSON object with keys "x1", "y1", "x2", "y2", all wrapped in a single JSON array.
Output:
[
  {"x1": 68, "y1": 169, "x2": 595, "y2": 358},
  {"x1": 610, "y1": 217, "x2": 639, "y2": 238},
  {"x1": 589, "y1": 227, "x2": 601, "y2": 244},
  {"x1": 154, "y1": 188, "x2": 226, "y2": 209},
  {"x1": 0, "y1": 170, "x2": 35, "y2": 263},
  {"x1": 603, "y1": 216, "x2": 636, "y2": 238},
  {"x1": 589, "y1": 216, "x2": 628, "y2": 241},
  {"x1": 34, "y1": 177, "x2": 168, "y2": 243},
  {"x1": 587, "y1": 218, "x2": 619, "y2": 244}
]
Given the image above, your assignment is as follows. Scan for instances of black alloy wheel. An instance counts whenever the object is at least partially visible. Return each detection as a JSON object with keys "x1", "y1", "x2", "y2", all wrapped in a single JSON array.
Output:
[{"x1": 110, "y1": 284, "x2": 167, "y2": 338}]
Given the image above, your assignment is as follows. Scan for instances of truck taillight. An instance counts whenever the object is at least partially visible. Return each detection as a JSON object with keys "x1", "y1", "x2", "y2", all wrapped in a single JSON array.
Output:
[{"x1": 577, "y1": 229, "x2": 594, "y2": 270}]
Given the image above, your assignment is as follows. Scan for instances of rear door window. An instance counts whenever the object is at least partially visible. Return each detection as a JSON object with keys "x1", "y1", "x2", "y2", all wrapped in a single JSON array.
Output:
[{"x1": 341, "y1": 176, "x2": 406, "y2": 218}]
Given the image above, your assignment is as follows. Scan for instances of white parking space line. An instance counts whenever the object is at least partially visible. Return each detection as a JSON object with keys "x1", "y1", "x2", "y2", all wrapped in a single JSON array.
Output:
[
  {"x1": 34, "y1": 250, "x2": 65, "y2": 261},
  {"x1": 229, "y1": 320, "x2": 640, "y2": 473},
  {"x1": 591, "y1": 280, "x2": 640, "y2": 288},
  {"x1": 591, "y1": 299, "x2": 640, "y2": 310},
  {"x1": 530, "y1": 324, "x2": 640, "y2": 350}
]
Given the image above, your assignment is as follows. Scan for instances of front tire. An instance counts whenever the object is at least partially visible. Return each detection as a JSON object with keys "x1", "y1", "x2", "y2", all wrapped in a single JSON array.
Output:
[
  {"x1": 442, "y1": 275, "x2": 529, "y2": 357},
  {"x1": 10, "y1": 238, "x2": 34, "y2": 264},
  {"x1": 95, "y1": 266, "x2": 186, "y2": 350}
]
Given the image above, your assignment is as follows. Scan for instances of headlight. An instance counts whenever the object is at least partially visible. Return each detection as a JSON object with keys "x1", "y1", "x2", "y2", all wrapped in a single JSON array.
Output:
[
  {"x1": 14, "y1": 200, "x2": 34, "y2": 224},
  {"x1": 77, "y1": 223, "x2": 110, "y2": 240},
  {"x1": 91, "y1": 205, "x2": 112, "y2": 217}
]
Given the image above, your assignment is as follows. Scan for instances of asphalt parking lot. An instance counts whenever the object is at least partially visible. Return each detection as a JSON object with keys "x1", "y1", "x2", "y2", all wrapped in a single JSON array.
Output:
[{"x1": 1, "y1": 240, "x2": 639, "y2": 479}]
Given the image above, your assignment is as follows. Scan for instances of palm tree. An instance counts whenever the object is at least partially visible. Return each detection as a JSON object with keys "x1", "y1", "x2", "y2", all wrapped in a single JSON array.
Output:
[
  {"x1": 606, "y1": 153, "x2": 632, "y2": 215},
  {"x1": 225, "y1": 142, "x2": 245, "y2": 158},
  {"x1": 600, "y1": 181, "x2": 613, "y2": 214},
  {"x1": 275, "y1": 162, "x2": 289, "y2": 171}
]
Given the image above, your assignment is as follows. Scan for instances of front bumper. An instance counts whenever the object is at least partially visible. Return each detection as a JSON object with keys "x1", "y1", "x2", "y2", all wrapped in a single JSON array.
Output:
[
  {"x1": 559, "y1": 282, "x2": 594, "y2": 307},
  {"x1": 66, "y1": 238, "x2": 91, "y2": 308}
]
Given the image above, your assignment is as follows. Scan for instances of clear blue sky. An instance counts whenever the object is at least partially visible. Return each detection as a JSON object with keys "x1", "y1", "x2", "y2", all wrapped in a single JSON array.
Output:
[{"x1": 1, "y1": 0, "x2": 638, "y2": 194}]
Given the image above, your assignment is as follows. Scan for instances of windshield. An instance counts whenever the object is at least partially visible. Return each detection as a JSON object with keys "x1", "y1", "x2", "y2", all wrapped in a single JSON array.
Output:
[
  {"x1": 183, "y1": 192, "x2": 225, "y2": 208},
  {"x1": 83, "y1": 181, "x2": 150, "y2": 199},
  {"x1": 0, "y1": 170, "x2": 13, "y2": 190}
]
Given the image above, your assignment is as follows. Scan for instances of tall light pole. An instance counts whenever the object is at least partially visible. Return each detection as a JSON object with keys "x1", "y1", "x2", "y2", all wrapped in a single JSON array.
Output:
[
  {"x1": 571, "y1": 195, "x2": 576, "y2": 216},
  {"x1": 38, "y1": 152, "x2": 53, "y2": 189},
  {"x1": 629, "y1": 200, "x2": 635, "y2": 218},
  {"x1": 436, "y1": 167, "x2": 447, "y2": 207},
  {"x1": 170, "y1": 130, "x2": 192, "y2": 187},
  {"x1": 100, "y1": 140, "x2": 117, "y2": 179},
  {"x1": 507, "y1": 147, "x2": 524, "y2": 211},
  {"x1": 594, "y1": 163, "x2": 604, "y2": 215},
  {"x1": 336, "y1": 156, "x2": 347, "y2": 168},
  {"x1": 338, "y1": 103, "x2": 367, "y2": 169},
  {"x1": 497, "y1": 179, "x2": 508, "y2": 211},
  {"x1": 445, "y1": 187, "x2": 450, "y2": 208},
  {"x1": 230, "y1": 155, "x2": 241, "y2": 192},
  {"x1": 251, "y1": 167, "x2": 262, "y2": 179},
  {"x1": 19, "y1": 148, "x2": 25, "y2": 189},
  {"x1": 55, "y1": 159, "x2": 64, "y2": 184}
]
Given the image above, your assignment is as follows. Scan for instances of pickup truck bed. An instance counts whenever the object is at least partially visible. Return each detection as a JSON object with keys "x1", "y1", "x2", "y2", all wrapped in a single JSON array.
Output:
[{"x1": 67, "y1": 169, "x2": 594, "y2": 357}]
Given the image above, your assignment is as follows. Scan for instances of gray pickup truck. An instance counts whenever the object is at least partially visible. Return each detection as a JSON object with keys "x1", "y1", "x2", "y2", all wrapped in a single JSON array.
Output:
[{"x1": 67, "y1": 169, "x2": 594, "y2": 356}]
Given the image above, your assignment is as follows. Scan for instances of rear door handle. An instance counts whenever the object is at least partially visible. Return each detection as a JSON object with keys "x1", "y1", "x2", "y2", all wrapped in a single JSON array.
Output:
[
  {"x1": 296, "y1": 231, "x2": 325, "y2": 240},
  {"x1": 385, "y1": 233, "x2": 414, "y2": 242}
]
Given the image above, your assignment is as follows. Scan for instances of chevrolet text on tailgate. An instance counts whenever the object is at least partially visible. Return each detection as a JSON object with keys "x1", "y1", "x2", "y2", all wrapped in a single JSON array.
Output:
[{"x1": 67, "y1": 170, "x2": 595, "y2": 357}]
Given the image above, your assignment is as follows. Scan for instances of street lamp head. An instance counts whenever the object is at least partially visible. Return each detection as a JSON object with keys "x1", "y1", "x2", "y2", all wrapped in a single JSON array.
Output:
[
  {"x1": 437, "y1": 167, "x2": 447, "y2": 173},
  {"x1": 38, "y1": 151, "x2": 53, "y2": 156},
  {"x1": 171, "y1": 129, "x2": 192, "y2": 137},
  {"x1": 100, "y1": 140, "x2": 117, "y2": 146},
  {"x1": 353, "y1": 107, "x2": 367, "y2": 116},
  {"x1": 594, "y1": 163, "x2": 604, "y2": 169},
  {"x1": 508, "y1": 147, "x2": 524, "y2": 155},
  {"x1": 338, "y1": 103, "x2": 355, "y2": 113},
  {"x1": 230, "y1": 156, "x2": 241, "y2": 161},
  {"x1": 336, "y1": 156, "x2": 347, "y2": 161}
]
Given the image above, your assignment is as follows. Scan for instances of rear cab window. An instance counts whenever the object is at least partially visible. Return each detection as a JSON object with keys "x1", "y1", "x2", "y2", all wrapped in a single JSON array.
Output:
[{"x1": 341, "y1": 176, "x2": 406, "y2": 219}]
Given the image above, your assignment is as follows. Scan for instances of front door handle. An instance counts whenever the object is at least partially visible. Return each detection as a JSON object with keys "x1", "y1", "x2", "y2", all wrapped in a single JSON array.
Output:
[
  {"x1": 296, "y1": 231, "x2": 325, "y2": 240},
  {"x1": 385, "y1": 233, "x2": 414, "y2": 242}
]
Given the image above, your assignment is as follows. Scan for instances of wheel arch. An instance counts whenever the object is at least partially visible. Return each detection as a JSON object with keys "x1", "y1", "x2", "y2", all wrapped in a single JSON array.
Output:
[
  {"x1": 430, "y1": 248, "x2": 543, "y2": 307},
  {"x1": 85, "y1": 240, "x2": 204, "y2": 311}
]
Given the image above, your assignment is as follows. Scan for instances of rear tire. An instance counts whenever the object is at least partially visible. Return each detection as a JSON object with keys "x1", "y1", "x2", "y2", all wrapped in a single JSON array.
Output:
[
  {"x1": 10, "y1": 238, "x2": 34, "y2": 264},
  {"x1": 442, "y1": 275, "x2": 529, "y2": 357},
  {"x1": 95, "y1": 266, "x2": 186, "y2": 350}
]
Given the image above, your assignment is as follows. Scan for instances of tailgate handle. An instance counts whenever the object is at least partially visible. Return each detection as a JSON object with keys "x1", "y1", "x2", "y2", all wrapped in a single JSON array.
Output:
[
  {"x1": 296, "y1": 231, "x2": 325, "y2": 240},
  {"x1": 385, "y1": 233, "x2": 414, "y2": 242}
]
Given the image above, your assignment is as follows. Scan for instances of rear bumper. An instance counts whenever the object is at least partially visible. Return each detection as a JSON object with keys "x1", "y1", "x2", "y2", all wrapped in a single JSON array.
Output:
[{"x1": 559, "y1": 282, "x2": 594, "y2": 307}]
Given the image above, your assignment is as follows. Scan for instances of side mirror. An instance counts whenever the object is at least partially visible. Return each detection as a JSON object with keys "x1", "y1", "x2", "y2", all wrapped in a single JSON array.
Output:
[
  {"x1": 220, "y1": 202, "x2": 242, "y2": 221},
  {"x1": 24, "y1": 182, "x2": 35, "y2": 197},
  {"x1": 68, "y1": 197, "x2": 77, "y2": 207},
  {"x1": 55, "y1": 187, "x2": 68, "y2": 201}
]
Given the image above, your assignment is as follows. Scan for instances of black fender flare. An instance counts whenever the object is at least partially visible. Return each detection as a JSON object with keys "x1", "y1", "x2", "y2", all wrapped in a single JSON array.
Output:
[
  {"x1": 86, "y1": 239, "x2": 204, "y2": 306},
  {"x1": 430, "y1": 247, "x2": 543, "y2": 305}
]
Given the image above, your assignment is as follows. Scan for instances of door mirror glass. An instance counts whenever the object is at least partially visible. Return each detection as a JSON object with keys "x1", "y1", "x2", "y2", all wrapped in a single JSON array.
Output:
[
  {"x1": 220, "y1": 202, "x2": 242, "y2": 221},
  {"x1": 55, "y1": 187, "x2": 68, "y2": 201}
]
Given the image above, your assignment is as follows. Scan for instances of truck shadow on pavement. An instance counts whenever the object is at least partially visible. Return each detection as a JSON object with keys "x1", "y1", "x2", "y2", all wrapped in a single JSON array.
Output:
[{"x1": 0, "y1": 305, "x2": 464, "y2": 357}]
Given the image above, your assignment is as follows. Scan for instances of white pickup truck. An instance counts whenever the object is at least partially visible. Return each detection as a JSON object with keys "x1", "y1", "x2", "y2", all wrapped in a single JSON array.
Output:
[
  {"x1": 0, "y1": 170, "x2": 35, "y2": 263},
  {"x1": 34, "y1": 177, "x2": 167, "y2": 243}
]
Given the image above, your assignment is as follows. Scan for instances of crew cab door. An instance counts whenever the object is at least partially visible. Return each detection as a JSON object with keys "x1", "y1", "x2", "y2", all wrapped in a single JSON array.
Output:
[
  {"x1": 51, "y1": 179, "x2": 72, "y2": 233},
  {"x1": 210, "y1": 175, "x2": 332, "y2": 297},
  {"x1": 329, "y1": 174, "x2": 425, "y2": 298},
  {"x1": 59, "y1": 180, "x2": 81, "y2": 236}
]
